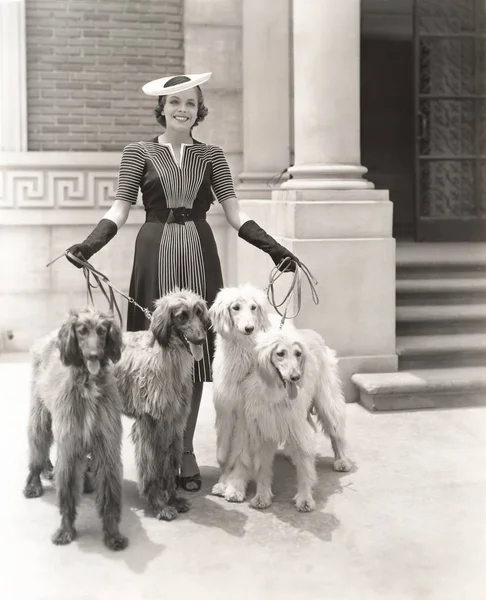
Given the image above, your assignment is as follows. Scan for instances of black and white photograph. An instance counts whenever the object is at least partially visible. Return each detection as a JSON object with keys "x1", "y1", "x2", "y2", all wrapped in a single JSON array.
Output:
[{"x1": 1, "y1": 0, "x2": 485, "y2": 598}]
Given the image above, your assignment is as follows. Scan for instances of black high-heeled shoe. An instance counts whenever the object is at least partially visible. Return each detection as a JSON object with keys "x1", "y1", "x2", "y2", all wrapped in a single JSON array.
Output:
[{"x1": 176, "y1": 451, "x2": 202, "y2": 492}]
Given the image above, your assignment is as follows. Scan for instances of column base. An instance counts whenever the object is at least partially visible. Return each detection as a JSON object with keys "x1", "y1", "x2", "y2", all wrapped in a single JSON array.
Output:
[
  {"x1": 236, "y1": 190, "x2": 398, "y2": 401},
  {"x1": 238, "y1": 171, "x2": 289, "y2": 199},
  {"x1": 281, "y1": 164, "x2": 375, "y2": 190}
]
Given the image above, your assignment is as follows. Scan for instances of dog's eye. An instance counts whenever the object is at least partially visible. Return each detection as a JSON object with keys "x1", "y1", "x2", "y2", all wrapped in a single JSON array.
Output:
[
  {"x1": 276, "y1": 350, "x2": 286, "y2": 358},
  {"x1": 250, "y1": 305, "x2": 257, "y2": 311},
  {"x1": 232, "y1": 304, "x2": 240, "y2": 311},
  {"x1": 77, "y1": 326, "x2": 87, "y2": 335},
  {"x1": 178, "y1": 311, "x2": 189, "y2": 321},
  {"x1": 96, "y1": 326, "x2": 106, "y2": 336},
  {"x1": 295, "y1": 350, "x2": 302, "y2": 357}
]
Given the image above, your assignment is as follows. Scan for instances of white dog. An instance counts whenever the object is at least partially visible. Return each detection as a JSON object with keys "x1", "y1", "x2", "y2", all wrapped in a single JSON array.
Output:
[
  {"x1": 212, "y1": 325, "x2": 351, "y2": 512},
  {"x1": 209, "y1": 284, "x2": 273, "y2": 495}
]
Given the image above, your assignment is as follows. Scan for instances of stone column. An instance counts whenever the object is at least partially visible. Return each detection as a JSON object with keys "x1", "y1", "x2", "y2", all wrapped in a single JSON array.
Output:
[
  {"x1": 238, "y1": 0, "x2": 291, "y2": 198},
  {"x1": 0, "y1": 0, "x2": 27, "y2": 151},
  {"x1": 283, "y1": 0, "x2": 371, "y2": 189},
  {"x1": 239, "y1": 0, "x2": 398, "y2": 401}
]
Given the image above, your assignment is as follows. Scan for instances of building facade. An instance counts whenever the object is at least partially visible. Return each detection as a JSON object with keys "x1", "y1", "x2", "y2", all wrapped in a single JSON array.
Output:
[{"x1": 1, "y1": 0, "x2": 485, "y2": 402}]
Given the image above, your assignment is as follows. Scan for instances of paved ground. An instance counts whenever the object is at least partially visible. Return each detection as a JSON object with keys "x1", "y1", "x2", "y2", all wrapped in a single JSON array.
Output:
[{"x1": 1, "y1": 355, "x2": 485, "y2": 600}]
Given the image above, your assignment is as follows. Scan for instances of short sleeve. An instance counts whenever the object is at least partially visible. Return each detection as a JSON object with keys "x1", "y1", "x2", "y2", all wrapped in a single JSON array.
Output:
[
  {"x1": 210, "y1": 145, "x2": 237, "y2": 204},
  {"x1": 114, "y1": 142, "x2": 146, "y2": 205}
]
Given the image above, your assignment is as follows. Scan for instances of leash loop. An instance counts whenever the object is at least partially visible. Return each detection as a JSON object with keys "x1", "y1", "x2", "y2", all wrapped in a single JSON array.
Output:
[
  {"x1": 265, "y1": 257, "x2": 319, "y2": 328},
  {"x1": 46, "y1": 252, "x2": 153, "y2": 325}
]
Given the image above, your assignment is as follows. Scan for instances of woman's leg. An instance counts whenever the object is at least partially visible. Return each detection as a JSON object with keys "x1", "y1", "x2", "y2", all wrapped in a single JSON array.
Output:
[{"x1": 180, "y1": 382, "x2": 204, "y2": 491}]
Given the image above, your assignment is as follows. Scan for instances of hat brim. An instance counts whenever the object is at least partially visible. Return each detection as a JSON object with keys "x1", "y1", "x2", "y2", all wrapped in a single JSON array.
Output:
[{"x1": 142, "y1": 72, "x2": 212, "y2": 96}]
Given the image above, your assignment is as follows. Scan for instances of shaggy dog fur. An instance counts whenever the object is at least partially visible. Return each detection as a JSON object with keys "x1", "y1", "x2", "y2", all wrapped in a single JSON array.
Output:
[
  {"x1": 23, "y1": 309, "x2": 128, "y2": 550},
  {"x1": 212, "y1": 326, "x2": 352, "y2": 511},
  {"x1": 114, "y1": 288, "x2": 210, "y2": 521},
  {"x1": 209, "y1": 284, "x2": 273, "y2": 494}
]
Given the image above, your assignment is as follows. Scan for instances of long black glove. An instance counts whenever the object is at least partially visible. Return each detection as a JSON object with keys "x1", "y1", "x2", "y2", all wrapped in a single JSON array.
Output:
[
  {"x1": 238, "y1": 220, "x2": 300, "y2": 273},
  {"x1": 66, "y1": 218, "x2": 118, "y2": 268}
]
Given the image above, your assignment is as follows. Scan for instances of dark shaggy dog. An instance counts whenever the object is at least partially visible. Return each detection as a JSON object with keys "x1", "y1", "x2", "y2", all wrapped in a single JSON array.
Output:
[
  {"x1": 114, "y1": 288, "x2": 210, "y2": 521},
  {"x1": 23, "y1": 309, "x2": 128, "y2": 551}
]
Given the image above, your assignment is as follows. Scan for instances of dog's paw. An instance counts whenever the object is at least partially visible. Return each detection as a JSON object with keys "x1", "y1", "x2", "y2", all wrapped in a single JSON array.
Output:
[
  {"x1": 294, "y1": 494, "x2": 316, "y2": 513},
  {"x1": 104, "y1": 532, "x2": 129, "y2": 551},
  {"x1": 169, "y1": 496, "x2": 191, "y2": 513},
  {"x1": 250, "y1": 494, "x2": 272, "y2": 510},
  {"x1": 23, "y1": 482, "x2": 43, "y2": 499},
  {"x1": 211, "y1": 482, "x2": 227, "y2": 497},
  {"x1": 52, "y1": 526, "x2": 76, "y2": 545},
  {"x1": 155, "y1": 505, "x2": 179, "y2": 521},
  {"x1": 224, "y1": 487, "x2": 245, "y2": 503},
  {"x1": 334, "y1": 457, "x2": 352, "y2": 472}
]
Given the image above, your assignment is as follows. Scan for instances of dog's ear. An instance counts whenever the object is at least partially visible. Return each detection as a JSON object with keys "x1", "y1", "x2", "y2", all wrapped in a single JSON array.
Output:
[
  {"x1": 58, "y1": 313, "x2": 82, "y2": 367},
  {"x1": 105, "y1": 319, "x2": 123, "y2": 363},
  {"x1": 257, "y1": 302, "x2": 271, "y2": 332},
  {"x1": 256, "y1": 339, "x2": 278, "y2": 386},
  {"x1": 296, "y1": 343, "x2": 306, "y2": 380},
  {"x1": 209, "y1": 294, "x2": 232, "y2": 335},
  {"x1": 198, "y1": 300, "x2": 211, "y2": 330},
  {"x1": 151, "y1": 297, "x2": 172, "y2": 346}
]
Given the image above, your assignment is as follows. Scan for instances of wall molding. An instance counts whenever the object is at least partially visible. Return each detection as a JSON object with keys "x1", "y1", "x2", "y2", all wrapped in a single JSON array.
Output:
[{"x1": 0, "y1": 151, "x2": 140, "y2": 209}]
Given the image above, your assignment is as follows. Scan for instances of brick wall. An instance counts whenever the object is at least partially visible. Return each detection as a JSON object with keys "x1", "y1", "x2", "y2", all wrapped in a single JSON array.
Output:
[{"x1": 26, "y1": 0, "x2": 184, "y2": 151}]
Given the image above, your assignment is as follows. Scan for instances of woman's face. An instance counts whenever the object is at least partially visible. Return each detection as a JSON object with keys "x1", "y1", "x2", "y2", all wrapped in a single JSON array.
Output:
[{"x1": 163, "y1": 89, "x2": 199, "y2": 132}]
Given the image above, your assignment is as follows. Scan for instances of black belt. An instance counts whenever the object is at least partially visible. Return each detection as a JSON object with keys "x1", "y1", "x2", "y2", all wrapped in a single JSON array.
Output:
[{"x1": 145, "y1": 207, "x2": 207, "y2": 225}]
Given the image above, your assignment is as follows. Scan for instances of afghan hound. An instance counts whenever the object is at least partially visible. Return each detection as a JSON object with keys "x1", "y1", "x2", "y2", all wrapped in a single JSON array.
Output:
[
  {"x1": 209, "y1": 284, "x2": 273, "y2": 495},
  {"x1": 23, "y1": 309, "x2": 128, "y2": 550},
  {"x1": 213, "y1": 327, "x2": 351, "y2": 512},
  {"x1": 114, "y1": 288, "x2": 210, "y2": 521}
]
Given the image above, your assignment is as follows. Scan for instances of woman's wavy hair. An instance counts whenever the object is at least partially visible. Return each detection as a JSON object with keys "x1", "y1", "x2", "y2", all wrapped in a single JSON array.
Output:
[{"x1": 154, "y1": 75, "x2": 209, "y2": 129}]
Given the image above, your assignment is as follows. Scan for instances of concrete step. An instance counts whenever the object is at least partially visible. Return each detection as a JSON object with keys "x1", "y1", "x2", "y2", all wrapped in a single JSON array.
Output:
[
  {"x1": 396, "y1": 304, "x2": 486, "y2": 335},
  {"x1": 396, "y1": 278, "x2": 486, "y2": 305},
  {"x1": 397, "y1": 262, "x2": 486, "y2": 280},
  {"x1": 397, "y1": 333, "x2": 486, "y2": 369},
  {"x1": 352, "y1": 366, "x2": 486, "y2": 411},
  {"x1": 396, "y1": 242, "x2": 486, "y2": 279}
]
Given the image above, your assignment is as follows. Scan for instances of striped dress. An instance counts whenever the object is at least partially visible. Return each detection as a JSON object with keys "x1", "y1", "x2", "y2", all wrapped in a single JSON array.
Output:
[{"x1": 116, "y1": 137, "x2": 236, "y2": 382}]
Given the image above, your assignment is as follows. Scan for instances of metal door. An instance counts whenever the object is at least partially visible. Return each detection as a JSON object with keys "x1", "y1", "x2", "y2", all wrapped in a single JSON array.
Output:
[{"x1": 414, "y1": 0, "x2": 486, "y2": 241}]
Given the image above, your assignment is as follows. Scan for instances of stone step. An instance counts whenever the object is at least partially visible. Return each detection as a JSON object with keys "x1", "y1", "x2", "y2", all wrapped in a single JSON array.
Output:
[
  {"x1": 396, "y1": 304, "x2": 486, "y2": 335},
  {"x1": 397, "y1": 333, "x2": 486, "y2": 369},
  {"x1": 397, "y1": 262, "x2": 486, "y2": 280},
  {"x1": 396, "y1": 242, "x2": 486, "y2": 279},
  {"x1": 396, "y1": 278, "x2": 486, "y2": 305},
  {"x1": 352, "y1": 367, "x2": 486, "y2": 411}
]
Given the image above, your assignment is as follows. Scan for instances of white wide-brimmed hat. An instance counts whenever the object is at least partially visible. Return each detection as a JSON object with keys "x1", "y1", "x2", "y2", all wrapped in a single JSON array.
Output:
[{"x1": 142, "y1": 72, "x2": 212, "y2": 96}]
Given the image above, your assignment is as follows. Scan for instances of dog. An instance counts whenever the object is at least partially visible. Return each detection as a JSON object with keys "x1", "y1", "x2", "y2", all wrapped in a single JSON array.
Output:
[
  {"x1": 209, "y1": 284, "x2": 273, "y2": 494},
  {"x1": 23, "y1": 309, "x2": 128, "y2": 550},
  {"x1": 114, "y1": 288, "x2": 209, "y2": 521},
  {"x1": 213, "y1": 326, "x2": 351, "y2": 511}
]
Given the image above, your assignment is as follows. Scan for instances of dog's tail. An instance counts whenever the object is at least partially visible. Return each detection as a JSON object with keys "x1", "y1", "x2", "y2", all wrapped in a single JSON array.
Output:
[{"x1": 311, "y1": 344, "x2": 346, "y2": 441}]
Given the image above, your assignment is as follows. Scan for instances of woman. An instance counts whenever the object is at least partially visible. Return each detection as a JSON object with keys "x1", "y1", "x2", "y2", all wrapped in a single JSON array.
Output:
[{"x1": 66, "y1": 72, "x2": 299, "y2": 491}]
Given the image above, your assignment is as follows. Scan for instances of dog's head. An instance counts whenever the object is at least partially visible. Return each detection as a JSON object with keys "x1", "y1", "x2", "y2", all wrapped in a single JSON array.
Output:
[
  {"x1": 150, "y1": 288, "x2": 209, "y2": 361},
  {"x1": 209, "y1": 284, "x2": 271, "y2": 338},
  {"x1": 58, "y1": 309, "x2": 123, "y2": 375},
  {"x1": 255, "y1": 330, "x2": 306, "y2": 400}
]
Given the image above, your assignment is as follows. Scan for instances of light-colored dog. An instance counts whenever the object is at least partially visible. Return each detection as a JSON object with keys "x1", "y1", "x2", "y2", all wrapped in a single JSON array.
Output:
[
  {"x1": 212, "y1": 325, "x2": 351, "y2": 511},
  {"x1": 209, "y1": 284, "x2": 273, "y2": 495}
]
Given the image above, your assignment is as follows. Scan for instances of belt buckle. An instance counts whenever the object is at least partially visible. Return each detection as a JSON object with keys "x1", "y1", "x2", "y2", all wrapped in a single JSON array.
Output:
[
  {"x1": 175, "y1": 207, "x2": 188, "y2": 225},
  {"x1": 167, "y1": 207, "x2": 187, "y2": 225}
]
